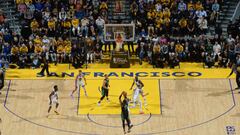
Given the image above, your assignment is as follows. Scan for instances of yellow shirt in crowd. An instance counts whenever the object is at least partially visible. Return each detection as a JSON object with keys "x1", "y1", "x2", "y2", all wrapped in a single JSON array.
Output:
[
  {"x1": 156, "y1": 11, "x2": 163, "y2": 19},
  {"x1": 31, "y1": 20, "x2": 39, "y2": 30},
  {"x1": 64, "y1": 40, "x2": 71, "y2": 46},
  {"x1": 64, "y1": 45, "x2": 72, "y2": 54},
  {"x1": 11, "y1": 46, "x2": 19, "y2": 55},
  {"x1": 62, "y1": 21, "x2": 71, "y2": 28},
  {"x1": 163, "y1": 18, "x2": 170, "y2": 26},
  {"x1": 34, "y1": 38, "x2": 42, "y2": 46},
  {"x1": 20, "y1": 46, "x2": 28, "y2": 54},
  {"x1": 188, "y1": 3, "x2": 195, "y2": 10},
  {"x1": 179, "y1": 18, "x2": 187, "y2": 28},
  {"x1": 155, "y1": 18, "x2": 163, "y2": 28},
  {"x1": 25, "y1": 0, "x2": 32, "y2": 5},
  {"x1": 48, "y1": 20, "x2": 56, "y2": 29},
  {"x1": 16, "y1": 0, "x2": 24, "y2": 4},
  {"x1": 100, "y1": 2, "x2": 108, "y2": 10},
  {"x1": 163, "y1": 9, "x2": 171, "y2": 18},
  {"x1": 161, "y1": 0, "x2": 170, "y2": 6},
  {"x1": 147, "y1": 10, "x2": 156, "y2": 20},
  {"x1": 34, "y1": 45, "x2": 43, "y2": 54},
  {"x1": 72, "y1": 18, "x2": 79, "y2": 28},
  {"x1": 195, "y1": 1, "x2": 204, "y2": 10},
  {"x1": 57, "y1": 40, "x2": 64, "y2": 46},
  {"x1": 175, "y1": 44, "x2": 184, "y2": 53},
  {"x1": 57, "y1": 45, "x2": 64, "y2": 53}
]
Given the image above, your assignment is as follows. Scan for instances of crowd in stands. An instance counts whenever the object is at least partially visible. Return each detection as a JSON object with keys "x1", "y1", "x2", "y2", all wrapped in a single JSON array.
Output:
[
  {"x1": 14, "y1": 0, "x2": 106, "y2": 68},
  {"x1": 0, "y1": 0, "x2": 239, "y2": 69},
  {"x1": 136, "y1": 34, "x2": 239, "y2": 68},
  {"x1": 131, "y1": 0, "x2": 224, "y2": 36}
]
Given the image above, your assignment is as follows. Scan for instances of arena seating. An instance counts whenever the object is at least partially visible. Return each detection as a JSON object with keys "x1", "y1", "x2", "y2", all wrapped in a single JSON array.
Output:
[{"x1": 0, "y1": 0, "x2": 239, "y2": 69}]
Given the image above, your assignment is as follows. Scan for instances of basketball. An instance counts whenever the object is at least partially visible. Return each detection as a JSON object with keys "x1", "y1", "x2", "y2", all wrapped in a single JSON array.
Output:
[{"x1": 122, "y1": 91, "x2": 127, "y2": 97}]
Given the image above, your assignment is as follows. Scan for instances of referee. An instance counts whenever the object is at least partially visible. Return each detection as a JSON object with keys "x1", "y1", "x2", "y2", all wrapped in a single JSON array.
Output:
[{"x1": 37, "y1": 57, "x2": 50, "y2": 77}]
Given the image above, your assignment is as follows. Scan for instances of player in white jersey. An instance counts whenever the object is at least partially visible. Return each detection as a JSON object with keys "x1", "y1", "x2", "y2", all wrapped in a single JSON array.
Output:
[
  {"x1": 129, "y1": 76, "x2": 146, "y2": 114},
  {"x1": 48, "y1": 85, "x2": 59, "y2": 116},
  {"x1": 71, "y1": 70, "x2": 87, "y2": 97}
]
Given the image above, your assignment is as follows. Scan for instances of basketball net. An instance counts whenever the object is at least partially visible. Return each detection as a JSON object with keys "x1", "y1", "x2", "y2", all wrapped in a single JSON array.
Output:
[{"x1": 115, "y1": 35, "x2": 123, "y2": 52}]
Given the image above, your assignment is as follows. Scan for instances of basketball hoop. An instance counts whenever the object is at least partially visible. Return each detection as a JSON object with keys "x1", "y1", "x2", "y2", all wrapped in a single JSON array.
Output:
[{"x1": 104, "y1": 24, "x2": 135, "y2": 42}]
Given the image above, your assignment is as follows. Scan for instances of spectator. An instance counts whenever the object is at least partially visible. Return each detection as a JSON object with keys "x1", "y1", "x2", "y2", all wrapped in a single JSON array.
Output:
[
  {"x1": 2, "y1": 43, "x2": 11, "y2": 62},
  {"x1": 30, "y1": 19, "x2": 39, "y2": 33},
  {"x1": 179, "y1": 17, "x2": 188, "y2": 35},
  {"x1": 175, "y1": 41, "x2": 184, "y2": 61},
  {"x1": 205, "y1": 53, "x2": 215, "y2": 68},
  {"x1": 169, "y1": 54, "x2": 179, "y2": 69},
  {"x1": 34, "y1": 0, "x2": 44, "y2": 12},
  {"x1": 34, "y1": 43, "x2": 43, "y2": 57},
  {"x1": 86, "y1": 38, "x2": 94, "y2": 64},
  {"x1": 72, "y1": 16, "x2": 80, "y2": 36},
  {"x1": 226, "y1": 34, "x2": 235, "y2": 45},
  {"x1": 44, "y1": 1, "x2": 52, "y2": 10},
  {"x1": 81, "y1": 16, "x2": 90, "y2": 37},
  {"x1": 219, "y1": 51, "x2": 228, "y2": 68},
  {"x1": 178, "y1": 0, "x2": 187, "y2": 11},
  {"x1": 42, "y1": 8, "x2": 51, "y2": 22},
  {"x1": 197, "y1": 17, "x2": 208, "y2": 34},
  {"x1": 11, "y1": 45, "x2": 19, "y2": 63},
  {"x1": 147, "y1": 43, "x2": 153, "y2": 64},
  {"x1": 94, "y1": 43, "x2": 102, "y2": 62},
  {"x1": 187, "y1": 0, "x2": 195, "y2": 11},
  {"x1": 57, "y1": 43, "x2": 64, "y2": 63},
  {"x1": 95, "y1": 16, "x2": 105, "y2": 36},
  {"x1": 24, "y1": 7, "x2": 34, "y2": 20},
  {"x1": 195, "y1": 1, "x2": 204, "y2": 11},
  {"x1": 18, "y1": 1, "x2": 27, "y2": 16},
  {"x1": 213, "y1": 41, "x2": 221, "y2": 61},
  {"x1": 17, "y1": 54, "x2": 27, "y2": 68},
  {"x1": 27, "y1": 1, "x2": 35, "y2": 13},
  {"x1": 212, "y1": 1, "x2": 220, "y2": 12},
  {"x1": 59, "y1": 8, "x2": 67, "y2": 21},
  {"x1": 49, "y1": 39, "x2": 57, "y2": 64},
  {"x1": 64, "y1": 41, "x2": 71, "y2": 63},
  {"x1": 187, "y1": 18, "x2": 196, "y2": 35},
  {"x1": 195, "y1": 9, "x2": 207, "y2": 19},
  {"x1": 47, "y1": 18, "x2": 56, "y2": 37}
]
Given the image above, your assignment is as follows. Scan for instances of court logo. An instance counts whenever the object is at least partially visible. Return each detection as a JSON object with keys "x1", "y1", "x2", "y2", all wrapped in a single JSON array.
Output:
[
  {"x1": 226, "y1": 126, "x2": 236, "y2": 135},
  {"x1": 60, "y1": 72, "x2": 202, "y2": 78},
  {"x1": 39, "y1": 71, "x2": 203, "y2": 78}
]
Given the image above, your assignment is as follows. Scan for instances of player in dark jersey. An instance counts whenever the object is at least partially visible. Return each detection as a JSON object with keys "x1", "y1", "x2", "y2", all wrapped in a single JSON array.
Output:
[
  {"x1": 98, "y1": 74, "x2": 110, "y2": 105},
  {"x1": 228, "y1": 63, "x2": 240, "y2": 93},
  {"x1": 119, "y1": 91, "x2": 133, "y2": 134},
  {"x1": 0, "y1": 70, "x2": 4, "y2": 95},
  {"x1": 47, "y1": 85, "x2": 59, "y2": 116}
]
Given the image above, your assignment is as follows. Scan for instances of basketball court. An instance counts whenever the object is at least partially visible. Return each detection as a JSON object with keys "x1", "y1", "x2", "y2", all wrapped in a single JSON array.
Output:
[{"x1": 0, "y1": 63, "x2": 240, "y2": 135}]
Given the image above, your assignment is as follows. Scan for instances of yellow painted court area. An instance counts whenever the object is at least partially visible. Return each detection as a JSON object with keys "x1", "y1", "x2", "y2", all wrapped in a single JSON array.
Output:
[{"x1": 78, "y1": 79, "x2": 160, "y2": 114}]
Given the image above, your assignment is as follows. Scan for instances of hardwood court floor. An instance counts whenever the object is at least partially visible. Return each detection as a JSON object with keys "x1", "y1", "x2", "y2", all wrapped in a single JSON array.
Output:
[{"x1": 0, "y1": 79, "x2": 239, "y2": 135}]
